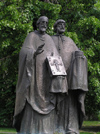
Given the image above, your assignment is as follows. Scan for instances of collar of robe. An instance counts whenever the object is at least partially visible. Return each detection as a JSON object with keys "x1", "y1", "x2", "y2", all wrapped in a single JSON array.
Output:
[
  {"x1": 56, "y1": 33, "x2": 65, "y2": 42},
  {"x1": 35, "y1": 30, "x2": 46, "y2": 41}
]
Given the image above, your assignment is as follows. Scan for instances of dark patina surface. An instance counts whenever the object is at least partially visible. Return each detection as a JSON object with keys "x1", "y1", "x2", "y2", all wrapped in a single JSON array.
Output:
[{"x1": 13, "y1": 17, "x2": 88, "y2": 134}]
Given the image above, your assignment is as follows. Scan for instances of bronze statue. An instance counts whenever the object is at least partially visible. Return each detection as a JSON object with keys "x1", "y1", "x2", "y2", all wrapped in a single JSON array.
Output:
[
  {"x1": 13, "y1": 17, "x2": 88, "y2": 134},
  {"x1": 13, "y1": 16, "x2": 61, "y2": 134},
  {"x1": 52, "y1": 19, "x2": 88, "y2": 134}
]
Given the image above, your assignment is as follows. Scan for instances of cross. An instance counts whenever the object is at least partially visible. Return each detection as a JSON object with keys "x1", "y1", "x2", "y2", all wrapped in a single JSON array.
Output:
[{"x1": 53, "y1": 59, "x2": 62, "y2": 72}]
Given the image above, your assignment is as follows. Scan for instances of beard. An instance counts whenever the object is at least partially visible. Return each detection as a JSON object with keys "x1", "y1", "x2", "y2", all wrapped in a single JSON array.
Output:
[
  {"x1": 41, "y1": 27, "x2": 46, "y2": 32},
  {"x1": 39, "y1": 26, "x2": 47, "y2": 33},
  {"x1": 57, "y1": 27, "x2": 65, "y2": 34},
  {"x1": 59, "y1": 29, "x2": 65, "y2": 33}
]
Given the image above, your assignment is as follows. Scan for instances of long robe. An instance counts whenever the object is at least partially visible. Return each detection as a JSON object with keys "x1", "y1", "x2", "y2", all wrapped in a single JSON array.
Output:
[
  {"x1": 52, "y1": 35, "x2": 88, "y2": 134},
  {"x1": 13, "y1": 31, "x2": 63, "y2": 134}
]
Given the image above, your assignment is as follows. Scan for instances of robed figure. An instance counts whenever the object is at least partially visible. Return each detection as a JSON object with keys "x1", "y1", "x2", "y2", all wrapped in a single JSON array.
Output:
[
  {"x1": 13, "y1": 16, "x2": 68, "y2": 134},
  {"x1": 52, "y1": 19, "x2": 88, "y2": 134}
]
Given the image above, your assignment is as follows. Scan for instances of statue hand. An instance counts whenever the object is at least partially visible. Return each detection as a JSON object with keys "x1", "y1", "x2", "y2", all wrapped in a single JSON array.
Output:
[{"x1": 34, "y1": 43, "x2": 45, "y2": 57}]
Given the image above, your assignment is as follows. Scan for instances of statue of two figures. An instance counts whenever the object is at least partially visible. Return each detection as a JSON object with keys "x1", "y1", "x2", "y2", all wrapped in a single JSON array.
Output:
[{"x1": 13, "y1": 16, "x2": 88, "y2": 134}]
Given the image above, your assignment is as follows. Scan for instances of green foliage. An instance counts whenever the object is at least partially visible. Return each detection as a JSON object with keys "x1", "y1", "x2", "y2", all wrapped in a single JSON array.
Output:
[
  {"x1": 0, "y1": 0, "x2": 61, "y2": 127},
  {"x1": 0, "y1": 127, "x2": 16, "y2": 132},
  {"x1": 83, "y1": 121, "x2": 100, "y2": 126},
  {"x1": 0, "y1": 0, "x2": 100, "y2": 127},
  {"x1": 58, "y1": 0, "x2": 100, "y2": 120}
]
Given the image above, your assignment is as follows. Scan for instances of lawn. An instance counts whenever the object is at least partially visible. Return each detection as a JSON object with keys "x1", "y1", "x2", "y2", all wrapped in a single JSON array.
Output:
[
  {"x1": 0, "y1": 121, "x2": 100, "y2": 134},
  {"x1": 0, "y1": 127, "x2": 16, "y2": 134},
  {"x1": 83, "y1": 121, "x2": 100, "y2": 126},
  {"x1": 80, "y1": 121, "x2": 100, "y2": 134}
]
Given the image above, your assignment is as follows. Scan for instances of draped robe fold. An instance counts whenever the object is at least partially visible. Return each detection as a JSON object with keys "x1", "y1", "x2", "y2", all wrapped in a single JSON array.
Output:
[
  {"x1": 52, "y1": 35, "x2": 88, "y2": 134},
  {"x1": 13, "y1": 31, "x2": 61, "y2": 134},
  {"x1": 13, "y1": 31, "x2": 88, "y2": 134}
]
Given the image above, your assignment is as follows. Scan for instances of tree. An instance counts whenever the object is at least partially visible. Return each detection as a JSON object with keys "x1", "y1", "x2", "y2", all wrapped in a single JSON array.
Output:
[
  {"x1": 57, "y1": 0, "x2": 100, "y2": 120},
  {"x1": 0, "y1": 0, "x2": 61, "y2": 127},
  {"x1": 0, "y1": 0, "x2": 100, "y2": 127}
]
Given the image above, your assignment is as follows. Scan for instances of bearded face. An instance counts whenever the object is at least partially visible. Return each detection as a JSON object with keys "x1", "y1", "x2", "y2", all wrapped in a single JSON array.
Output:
[
  {"x1": 56, "y1": 22, "x2": 65, "y2": 34},
  {"x1": 38, "y1": 17, "x2": 48, "y2": 34}
]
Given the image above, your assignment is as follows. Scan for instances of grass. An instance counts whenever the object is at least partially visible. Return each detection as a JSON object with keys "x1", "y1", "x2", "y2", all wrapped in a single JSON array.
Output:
[
  {"x1": 83, "y1": 121, "x2": 100, "y2": 126},
  {"x1": 0, "y1": 121, "x2": 100, "y2": 134},
  {"x1": 80, "y1": 132, "x2": 94, "y2": 134},
  {"x1": 80, "y1": 121, "x2": 100, "y2": 134},
  {"x1": 80, "y1": 131, "x2": 100, "y2": 134},
  {"x1": 0, "y1": 127, "x2": 16, "y2": 133}
]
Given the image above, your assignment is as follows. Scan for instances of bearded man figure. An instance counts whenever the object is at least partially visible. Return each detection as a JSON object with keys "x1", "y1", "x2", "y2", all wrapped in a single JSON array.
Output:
[
  {"x1": 13, "y1": 16, "x2": 66, "y2": 134},
  {"x1": 52, "y1": 19, "x2": 88, "y2": 134}
]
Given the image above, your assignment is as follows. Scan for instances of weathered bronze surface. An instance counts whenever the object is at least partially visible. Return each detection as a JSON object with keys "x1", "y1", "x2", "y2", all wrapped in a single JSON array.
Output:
[
  {"x1": 13, "y1": 17, "x2": 88, "y2": 134},
  {"x1": 52, "y1": 19, "x2": 88, "y2": 134}
]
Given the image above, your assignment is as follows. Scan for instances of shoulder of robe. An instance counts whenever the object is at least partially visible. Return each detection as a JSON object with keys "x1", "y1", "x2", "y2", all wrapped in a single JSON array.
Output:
[
  {"x1": 46, "y1": 33, "x2": 53, "y2": 39},
  {"x1": 51, "y1": 35, "x2": 58, "y2": 43},
  {"x1": 51, "y1": 35, "x2": 57, "y2": 39},
  {"x1": 51, "y1": 35, "x2": 75, "y2": 42},
  {"x1": 22, "y1": 31, "x2": 37, "y2": 49},
  {"x1": 26, "y1": 31, "x2": 37, "y2": 39},
  {"x1": 45, "y1": 34, "x2": 55, "y2": 43},
  {"x1": 25, "y1": 31, "x2": 39, "y2": 42},
  {"x1": 51, "y1": 35, "x2": 77, "y2": 46},
  {"x1": 63, "y1": 36, "x2": 74, "y2": 42},
  {"x1": 64, "y1": 36, "x2": 78, "y2": 48}
]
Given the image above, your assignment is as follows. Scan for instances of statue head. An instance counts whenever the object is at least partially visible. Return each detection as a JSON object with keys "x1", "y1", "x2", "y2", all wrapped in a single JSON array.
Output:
[
  {"x1": 37, "y1": 16, "x2": 48, "y2": 34},
  {"x1": 54, "y1": 19, "x2": 66, "y2": 34}
]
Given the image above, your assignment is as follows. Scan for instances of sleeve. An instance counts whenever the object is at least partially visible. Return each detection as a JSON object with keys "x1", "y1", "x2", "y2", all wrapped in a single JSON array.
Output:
[
  {"x1": 13, "y1": 33, "x2": 36, "y2": 131},
  {"x1": 68, "y1": 50, "x2": 88, "y2": 91}
]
